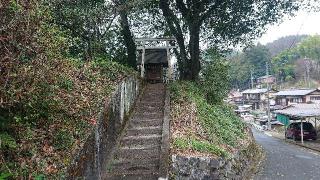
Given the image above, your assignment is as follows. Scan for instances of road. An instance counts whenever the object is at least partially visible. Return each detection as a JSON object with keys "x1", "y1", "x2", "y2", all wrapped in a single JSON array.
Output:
[{"x1": 253, "y1": 129, "x2": 320, "y2": 180}]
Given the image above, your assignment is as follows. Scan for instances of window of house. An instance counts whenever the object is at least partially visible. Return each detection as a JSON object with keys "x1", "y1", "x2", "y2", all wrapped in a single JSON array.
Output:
[
  {"x1": 311, "y1": 96, "x2": 320, "y2": 101},
  {"x1": 290, "y1": 98, "x2": 302, "y2": 103}
]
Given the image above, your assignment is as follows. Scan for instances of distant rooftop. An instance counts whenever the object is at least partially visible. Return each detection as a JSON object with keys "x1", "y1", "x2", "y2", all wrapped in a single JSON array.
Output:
[
  {"x1": 242, "y1": 88, "x2": 268, "y2": 94},
  {"x1": 229, "y1": 91, "x2": 242, "y2": 98},
  {"x1": 257, "y1": 75, "x2": 274, "y2": 79},
  {"x1": 274, "y1": 89, "x2": 316, "y2": 96}
]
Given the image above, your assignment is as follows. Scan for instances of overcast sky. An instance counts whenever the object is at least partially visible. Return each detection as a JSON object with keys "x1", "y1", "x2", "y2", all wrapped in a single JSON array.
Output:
[{"x1": 258, "y1": 10, "x2": 320, "y2": 45}]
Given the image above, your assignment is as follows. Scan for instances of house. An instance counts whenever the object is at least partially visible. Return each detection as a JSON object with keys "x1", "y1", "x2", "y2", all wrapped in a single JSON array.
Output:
[
  {"x1": 242, "y1": 88, "x2": 277, "y2": 110},
  {"x1": 257, "y1": 75, "x2": 276, "y2": 84},
  {"x1": 306, "y1": 89, "x2": 320, "y2": 103},
  {"x1": 227, "y1": 90, "x2": 243, "y2": 105},
  {"x1": 274, "y1": 89, "x2": 320, "y2": 106}
]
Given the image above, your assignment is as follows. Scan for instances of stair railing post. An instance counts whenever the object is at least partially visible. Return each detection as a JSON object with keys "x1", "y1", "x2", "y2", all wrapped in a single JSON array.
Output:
[
  {"x1": 166, "y1": 40, "x2": 171, "y2": 82},
  {"x1": 141, "y1": 41, "x2": 145, "y2": 78}
]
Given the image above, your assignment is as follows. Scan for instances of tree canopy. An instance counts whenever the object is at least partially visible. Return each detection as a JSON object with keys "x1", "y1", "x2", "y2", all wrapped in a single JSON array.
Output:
[{"x1": 159, "y1": 0, "x2": 300, "y2": 80}]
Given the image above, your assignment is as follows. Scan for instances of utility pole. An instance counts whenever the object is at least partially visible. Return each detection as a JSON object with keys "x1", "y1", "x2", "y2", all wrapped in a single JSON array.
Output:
[
  {"x1": 305, "y1": 57, "x2": 311, "y2": 88},
  {"x1": 266, "y1": 62, "x2": 271, "y2": 130},
  {"x1": 250, "y1": 69, "x2": 254, "y2": 89}
]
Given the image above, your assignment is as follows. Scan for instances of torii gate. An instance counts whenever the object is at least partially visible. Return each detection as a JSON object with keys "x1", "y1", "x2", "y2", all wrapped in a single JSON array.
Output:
[{"x1": 135, "y1": 38, "x2": 177, "y2": 82}]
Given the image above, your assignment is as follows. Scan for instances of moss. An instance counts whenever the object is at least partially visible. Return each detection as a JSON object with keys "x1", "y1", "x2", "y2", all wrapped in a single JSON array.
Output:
[{"x1": 173, "y1": 137, "x2": 229, "y2": 157}]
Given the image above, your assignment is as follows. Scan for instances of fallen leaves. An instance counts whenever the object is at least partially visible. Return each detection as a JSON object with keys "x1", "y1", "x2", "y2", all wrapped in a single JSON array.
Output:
[
  {"x1": 1, "y1": 59, "x2": 134, "y2": 178},
  {"x1": 45, "y1": 164, "x2": 58, "y2": 174},
  {"x1": 42, "y1": 144, "x2": 54, "y2": 155}
]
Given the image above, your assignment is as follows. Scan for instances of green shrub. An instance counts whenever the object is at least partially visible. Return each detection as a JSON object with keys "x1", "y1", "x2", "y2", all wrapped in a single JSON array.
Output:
[
  {"x1": 0, "y1": 133, "x2": 17, "y2": 150},
  {"x1": 201, "y1": 56, "x2": 231, "y2": 105},
  {"x1": 53, "y1": 129, "x2": 74, "y2": 151},
  {"x1": 58, "y1": 76, "x2": 74, "y2": 91},
  {"x1": 0, "y1": 172, "x2": 13, "y2": 179}
]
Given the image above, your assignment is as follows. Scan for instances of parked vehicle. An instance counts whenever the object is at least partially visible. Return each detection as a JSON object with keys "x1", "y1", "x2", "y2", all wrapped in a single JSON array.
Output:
[
  {"x1": 285, "y1": 122, "x2": 317, "y2": 140},
  {"x1": 240, "y1": 112, "x2": 254, "y2": 119}
]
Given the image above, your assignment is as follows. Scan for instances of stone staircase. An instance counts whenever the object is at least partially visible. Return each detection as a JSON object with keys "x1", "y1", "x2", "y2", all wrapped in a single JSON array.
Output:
[{"x1": 105, "y1": 83, "x2": 166, "y2": 180}]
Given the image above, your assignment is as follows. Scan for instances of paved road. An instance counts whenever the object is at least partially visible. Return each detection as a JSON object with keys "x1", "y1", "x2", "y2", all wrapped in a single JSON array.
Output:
[{"x1": 253, "y1": 129, "x2": 320, "y2": 180}]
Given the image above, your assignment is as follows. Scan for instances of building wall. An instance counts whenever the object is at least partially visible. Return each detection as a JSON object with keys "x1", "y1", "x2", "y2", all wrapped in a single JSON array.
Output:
[
  {"x1": 306, "y1": 91, "x2": 320, "y2": 103},
  {"x1": 276, "y1": 95, "x2": 305, "y2": 106},
  {"x1": 243, "y1": 93, "x2": 263, "y2": 110}
]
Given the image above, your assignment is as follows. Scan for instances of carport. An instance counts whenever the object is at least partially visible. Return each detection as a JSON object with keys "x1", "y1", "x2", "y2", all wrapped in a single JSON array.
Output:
[{"x1": 275, "y1": 104, "x2": 320, "y2": 144}]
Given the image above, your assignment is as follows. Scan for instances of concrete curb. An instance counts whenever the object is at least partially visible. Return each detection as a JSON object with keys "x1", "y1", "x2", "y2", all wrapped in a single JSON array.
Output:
[
  {"x1": 264, "y1": 131, "x2": 320, "y2": 153},
  {"x1": 159, "y1": 86, "x2": 170, "y2": 180},
  {"x1": 286, "y1": 139, "x2": 320, "y2": 153}
]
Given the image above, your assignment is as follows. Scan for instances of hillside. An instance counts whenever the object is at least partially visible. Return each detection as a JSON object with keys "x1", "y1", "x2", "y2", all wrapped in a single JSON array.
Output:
[
  {"x1": 169, "y1": 81, "x2": 249, "y2": 157},
  {"x1": 0, "y1": 2, "x2": 135, "y2": 178},
  {"x1": 265, "y1": 35, "x2": 308, "y2": 57},
  {"x1": 229, "y1": 35, "x2": 320, "y2": 90}
]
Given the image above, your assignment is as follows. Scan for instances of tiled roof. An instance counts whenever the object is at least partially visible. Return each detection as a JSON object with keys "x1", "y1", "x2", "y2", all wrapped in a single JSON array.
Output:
[
  {"x1": 274, "y1": 89, "x2": 316, "y2": 96},
  {"x1": 242, "y1": 88, "x2": 268, "y2": 94}
]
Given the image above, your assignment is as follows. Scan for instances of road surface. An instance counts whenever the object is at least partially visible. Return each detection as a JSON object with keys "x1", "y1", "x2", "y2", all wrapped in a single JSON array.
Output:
[{"x1": 253, "y1": 129, "x2": 320, "y2": 180}]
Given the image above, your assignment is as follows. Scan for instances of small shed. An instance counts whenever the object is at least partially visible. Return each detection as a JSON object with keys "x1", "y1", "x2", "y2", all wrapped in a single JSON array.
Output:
[
  {"x1": 137, "y1": 49, "x2": 168, "y2": 82},
  {"x1": 135, "y1": 38, "x2": 176, "y2": 83},
  {"x1": 275, "y1": 103, "x2": 320, "y2": 143}
]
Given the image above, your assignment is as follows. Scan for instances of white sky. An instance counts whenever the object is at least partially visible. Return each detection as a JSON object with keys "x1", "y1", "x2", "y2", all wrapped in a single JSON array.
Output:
[{"x1": 258, "y1": 10, "x2": 320, "y2": 44}]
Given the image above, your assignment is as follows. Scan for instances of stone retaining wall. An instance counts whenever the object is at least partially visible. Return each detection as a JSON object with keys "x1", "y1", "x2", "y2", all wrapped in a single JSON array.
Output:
[
  {"x1": 171, "y1": 130, "x2": 263, "y2": 180},
  {"x1": 67, "y1": 76, "x2": 141, "y2": 179}
]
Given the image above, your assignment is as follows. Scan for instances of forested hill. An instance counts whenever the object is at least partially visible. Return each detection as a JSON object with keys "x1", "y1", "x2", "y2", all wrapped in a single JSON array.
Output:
[
  {"x1": 265, "y1": 35, "x2": 308, "y2": 57},
  {"x1": 229, "y1": 35, "x2": 320, "y2": 90}
]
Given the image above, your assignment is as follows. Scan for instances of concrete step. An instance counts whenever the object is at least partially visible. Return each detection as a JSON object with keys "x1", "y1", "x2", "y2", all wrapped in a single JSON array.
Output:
[
  {"x1": 141, "y1": 96, "x2": 165, "y2": 101},
  {"x1": 106, "y1": 83, "x2": 166, "y2": 180},
  {"x1": 138, "y1": 101, "x2": 163, "y2": 106},
  {"x1": 126, "y1": 126, "x2": 162, "y2": 136},
  {"x1": 132, "y1": 113, "x2": 163, "y2": 120},
  {"x1": 120, "y1": 135, "x2": 162, "y2": 147},
  {"x1": 106, "y1": 172, "x2": 159, "y2": 180},
  {"x1": 128, "y1": 119, "x2": 163, "y2": 128},
  {"x1": 132, "y1": 111, "x2": 163, "y2": 117},
  {"x1": 110, "y1": 164, "x2": 159, "y2": 175},
  {"x1": 143, "y1": 95, "x2": 164, "y2": 99},
  {"x1": 114, "y1": 146, "x2": 160, "y2": 160},
  {"x1": 134, "y1": 105, "x2": 163, "y2": 112},
  {"x1": 111, "y1": 158, "x2": 159, "y2": 170}
]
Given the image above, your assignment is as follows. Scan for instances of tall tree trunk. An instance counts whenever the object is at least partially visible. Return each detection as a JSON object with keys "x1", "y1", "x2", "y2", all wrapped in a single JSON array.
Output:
[
  {"x1": 159, "y1": 0, "x2": 190, "y2": 79},
  {"x1": 189, "y1": 23, "x2": 201, "y2": 80},
  {"x1": 117, "y1": 1, "x2": 136, "y2": 68}
]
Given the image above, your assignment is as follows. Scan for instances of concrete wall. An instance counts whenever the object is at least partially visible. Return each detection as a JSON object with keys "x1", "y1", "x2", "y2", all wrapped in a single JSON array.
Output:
[
  {"x1": 67, "y1": 76, "x2": 141, "y2": 179},
  {"x1": 170, "y1": 130, "x2": 263, "y2": 180}
]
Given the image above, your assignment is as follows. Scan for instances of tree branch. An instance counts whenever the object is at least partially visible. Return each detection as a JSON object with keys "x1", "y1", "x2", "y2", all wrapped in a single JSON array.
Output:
[
  {"x1": 160, "y1": 0, "x2": 189, "y2": 76},
  {"x1": 199, "y1": 0, "x2": 225, "y2": 23},
  {"x1": 175, "y1": 0, "x2": 189, "y2": 19},
  {"x1": 159, "y1": 0, "x2": 186, "y2": 51}
]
